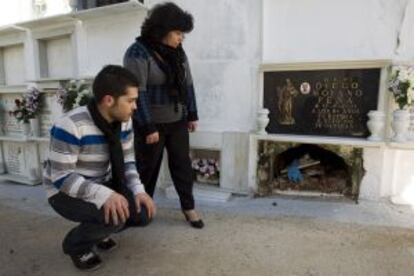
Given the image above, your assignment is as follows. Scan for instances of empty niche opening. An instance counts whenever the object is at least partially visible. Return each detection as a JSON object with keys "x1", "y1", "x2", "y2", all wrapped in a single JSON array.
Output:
[{"x1": 257, "y1": 141, "x2": 364, "y2": 200}]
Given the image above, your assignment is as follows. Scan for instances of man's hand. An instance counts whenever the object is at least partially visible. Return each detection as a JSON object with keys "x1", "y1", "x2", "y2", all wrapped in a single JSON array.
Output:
[
  {"x1": 135, "y1": 193, "x2": 156, "y2": 219},
  {"x1": 146, "y1": 132, "x2": 159, "y2": 144},
  {"x1": 188, "y1": 121, "x2": 198, "y2": 132},
  {"x1": 103, "y1": 192, "x2": 130, "y2": 225}
]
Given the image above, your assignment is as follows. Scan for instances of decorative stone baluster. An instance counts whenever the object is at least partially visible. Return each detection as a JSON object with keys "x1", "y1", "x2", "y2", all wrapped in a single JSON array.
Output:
[
  {"x1": 22, "y1": 122, "x2": 31, "y2": 137},
  {"x1": 256, "y1": 108, "x2": 270, "y2": 135},
  {"x1": 366, "y1": 110, "x2": 385, "y2": 141},
  {"x1": 408, "y1": 106, "x2": 414, "y2": 141},
  {"x1": 391, "y1": 109, "x2": 410, "y2": 142},
  {"x1": 29, "y1": 118, "x2": 41, "y2": 137}
]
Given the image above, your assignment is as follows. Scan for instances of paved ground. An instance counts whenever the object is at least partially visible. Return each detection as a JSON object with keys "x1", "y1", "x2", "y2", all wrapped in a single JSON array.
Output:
[{"x1": 1, "y1": 182, "x2": 414, "y2": 276}]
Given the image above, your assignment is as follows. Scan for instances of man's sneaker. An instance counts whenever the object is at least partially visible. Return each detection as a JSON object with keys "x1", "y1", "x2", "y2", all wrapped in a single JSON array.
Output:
[
  {"x1": 70, "y1": 250, "x2": 102, "y2": 271},
  {"x1": 96, "y1": 238, "x2": 118, "y2": 252}
]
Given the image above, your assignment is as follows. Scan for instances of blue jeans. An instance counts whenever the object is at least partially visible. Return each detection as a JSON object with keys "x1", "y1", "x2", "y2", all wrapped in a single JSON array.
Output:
[{"x1": 49, "y1": 187, "x2": 151, "y2": 255}]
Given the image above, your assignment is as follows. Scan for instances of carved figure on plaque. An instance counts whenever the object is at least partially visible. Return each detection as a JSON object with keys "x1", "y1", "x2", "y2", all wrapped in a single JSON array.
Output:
[{"x1": 277, "y1": 78, "x2": 298, "y2": 125}]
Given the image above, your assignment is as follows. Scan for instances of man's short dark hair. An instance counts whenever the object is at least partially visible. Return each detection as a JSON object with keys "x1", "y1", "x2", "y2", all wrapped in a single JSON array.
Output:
[
  {"x1": 92, "y1": 65, "x2": 139, "y2": 102},
  {"x1": 141, "y1": 2, "x2": 193, "y2": 42}
]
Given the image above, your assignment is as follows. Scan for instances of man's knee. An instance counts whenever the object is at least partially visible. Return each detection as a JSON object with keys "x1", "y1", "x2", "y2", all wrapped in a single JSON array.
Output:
[
  {"x1": 126, "y1": 205, "x2": 152, "y2": 227},
  {"x1": 136, "y1": 205, "x2": 152, "y2": 227}
]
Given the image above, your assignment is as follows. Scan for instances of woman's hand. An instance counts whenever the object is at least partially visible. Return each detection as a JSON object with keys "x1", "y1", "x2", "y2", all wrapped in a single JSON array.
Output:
[
  {"x1": 146, "y1": 132, "x2": 159, "y2": 144},
  {"x1": 188, "y1": 121, "x2": 198, "y2": 132}
]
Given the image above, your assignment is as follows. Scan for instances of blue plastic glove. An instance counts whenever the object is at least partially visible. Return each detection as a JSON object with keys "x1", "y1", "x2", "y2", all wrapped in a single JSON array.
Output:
[{"x1": 287, "y1": 159, "x2": 303, "y2": 183}]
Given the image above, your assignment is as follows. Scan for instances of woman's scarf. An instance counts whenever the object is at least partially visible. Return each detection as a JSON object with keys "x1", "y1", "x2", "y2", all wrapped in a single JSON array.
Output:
[
  {"x1": 87, "y1": 100, "x2": 125, "y2": 192},
  {"x1": 137, "y1": 36, "x2": 188, "y2": 110}
]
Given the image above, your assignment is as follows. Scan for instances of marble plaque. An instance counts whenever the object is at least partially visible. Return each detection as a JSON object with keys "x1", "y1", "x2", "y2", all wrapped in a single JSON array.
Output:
[
  {"x1": 4, "y1": 142, "x2": 24, "y2": 175},
  {"x1": 39, "y1": 93, "x2": 58, "y2": 137},
  {"x1": 40, "y1": 112, "x2": 53, "y2": 137},
  {"x1": 38, "y1": 142, "x2": 49, "y2": 163},
  {"x1": 263, "y1": 68, "x2": 380, "y2": 137},
  {"x1": 0, "y1": 95, "x2": 23, "y2": 135}
]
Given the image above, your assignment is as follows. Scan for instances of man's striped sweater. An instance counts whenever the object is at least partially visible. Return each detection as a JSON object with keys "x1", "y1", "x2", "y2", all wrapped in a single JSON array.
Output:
[{"x1": 43, "y1": 106, "x2": 145, "y2": 209}]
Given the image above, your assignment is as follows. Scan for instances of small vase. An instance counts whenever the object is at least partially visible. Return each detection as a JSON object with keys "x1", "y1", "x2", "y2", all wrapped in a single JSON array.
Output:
[
  {"x1": 256, "y1": 108, "x2": 270, "y2": 135},
  {"x1": 22, "y1": 122, "x2": 31, "y2": 136},
  {"x1": 391, "y1": 109, "x2": 410, "y2": 142},
  {"x1": 69, "y1": 0, "x2": 78, "y2": 10},
  {"x1": 408, "y1": 106, "x2": 414, "y2": 141},
  {"x1": 29, "y1": 118, "x2": 41, "y2": 137},
  {"x1": 366, "y1": 110, "x2": 385, "y2": 141}
]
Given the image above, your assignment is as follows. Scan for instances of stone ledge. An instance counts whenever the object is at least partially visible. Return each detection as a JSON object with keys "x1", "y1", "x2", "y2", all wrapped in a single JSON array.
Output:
[
  {"x1": 0, "y1": 174, "x2": 41, "y2": 186},
  {"x1": 165, "y1": 184, "x2": 232, "y2": 203}
]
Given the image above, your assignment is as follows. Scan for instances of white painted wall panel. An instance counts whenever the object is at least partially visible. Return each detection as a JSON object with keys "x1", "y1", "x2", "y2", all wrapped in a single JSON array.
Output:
[
  {"x1": 0, "y1": 0, "x2": 413, "y2": 203},
  {"x1": 148, "y1": 0, "x2": 262, "y2": 132},
  {"x1": 46, "y1": 36, "x2": 73, "y2": 78},
  {"x1": 263, "y1": 0, "x2": 409, "y2": 62},
  {"x1": 3, "y1": 45, "x2": 25, "y2": 85},
  {"x1": 395, "y1": 0, "x2": 414, "y2": 62},
  {"x1": 80, "y1": 11, "x2": 146, "y2": 76}
]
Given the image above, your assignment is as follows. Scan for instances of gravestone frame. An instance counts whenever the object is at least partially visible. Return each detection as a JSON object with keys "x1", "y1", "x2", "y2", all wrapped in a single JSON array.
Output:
[{"x1": 260, "y1": 60, "x2": 390, "y2": 138}]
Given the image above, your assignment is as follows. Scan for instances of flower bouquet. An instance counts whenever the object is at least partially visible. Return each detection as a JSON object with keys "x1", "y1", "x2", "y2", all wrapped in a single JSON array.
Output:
[
  {"x1": 388, "y1": 65, "x2": 414, "y2": 110},
  {"x1": 191, "y1": 158, "x2": 220, "y2": 184},
  {"x1": 57, "y1": 80, "x2": 92, "y2": 112},
  {"x1": 388, "y1": 65, "x2": 414, "y2": 142},
  {"x1": 9, "y1": 87, "x2": 41, "y2": 123}
]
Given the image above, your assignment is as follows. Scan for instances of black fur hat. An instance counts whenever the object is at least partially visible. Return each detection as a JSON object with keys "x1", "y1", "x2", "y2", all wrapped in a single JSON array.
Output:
[{"x1": 141, "y1": 2, "x2": 194, "y2": 42}]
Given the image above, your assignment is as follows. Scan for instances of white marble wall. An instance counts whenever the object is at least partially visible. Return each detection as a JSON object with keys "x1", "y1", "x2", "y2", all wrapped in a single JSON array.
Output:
[
  {"x1": 0, "y1": 0, "x2": 32, "y2": 26},
  {"x1": 395, "y1": 0, "x2": 414, "y2": 62},
  {"x1": 45, "y1": 37, "x2": 73, "y2": 78},
  {"x1": 389, "y1": 150, "x2": 414, "y2": 207},
  {"x1": 360, "y1": 148, "x2": 387, "y2": 200},
  {"x1": 262, "y1": 0, "x2": 414, "y2": 208},
  {"x1": 0, "y1": 0, "x2": 72, "y2": 26},
  {"x1": 1, "y1": 1, "x2": 414, "y2": 207},
  {"x1": 3, "y1": 45, "x2": 25, "y2": 85},
  {"x1": 77, "y1": 10, "x2": 147, "y2": 77},
  {"x1": 146, "y1": 0, "x2": 262, "y2": 194},
  {"x1": 263, "y1": 0, "x2": 411, "y2": 62},
  {"x1": 147, "y1": 0, "x2": 263, "y2": 133},
  {"x1": 2, "y1": 1, "x2": 414, "y2": 130}
]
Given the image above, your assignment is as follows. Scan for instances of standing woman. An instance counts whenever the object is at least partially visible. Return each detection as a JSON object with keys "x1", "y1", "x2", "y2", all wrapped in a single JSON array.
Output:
[{"x1": 123, "y1": 2, "x2": 203, "y2": 228}]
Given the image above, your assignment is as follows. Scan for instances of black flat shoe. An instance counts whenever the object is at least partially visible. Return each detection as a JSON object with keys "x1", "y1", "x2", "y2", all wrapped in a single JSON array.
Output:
[
  {"x1": 183, "y1": 211, "x2": 205, "y2": 229},
  {"x1": 96, "y1": 238, "x2": 118, "y2": 252},
  {"x1": 70, "y1": 250, "x2": 102, "y2": 271},
  {"x1": 187, "y1": 218, "x2": 205, "y2": 229}
]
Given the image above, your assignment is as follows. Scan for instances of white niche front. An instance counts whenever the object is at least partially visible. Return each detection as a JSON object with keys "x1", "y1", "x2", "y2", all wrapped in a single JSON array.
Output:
[
  {"x1": 38, "y1": 35, "x2": 74, "y2": 79},
  {"x1": 1, "y1": 44, "x2": 25, "y2": 85},
  {"x1": 0, "y1": 26, "x2": 26, "y2": 86},
  {"x1": 20, "y1": 16, "x2": 78, "y2": 80},
  {"x1": 0, "y1": 140, "x2": 42, "y2": 185}
]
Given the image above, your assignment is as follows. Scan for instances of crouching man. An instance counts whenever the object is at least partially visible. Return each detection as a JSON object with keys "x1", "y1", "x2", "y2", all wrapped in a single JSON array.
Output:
[{"x1": 43, "y1": 65, "x2": 156, "y2": 271}]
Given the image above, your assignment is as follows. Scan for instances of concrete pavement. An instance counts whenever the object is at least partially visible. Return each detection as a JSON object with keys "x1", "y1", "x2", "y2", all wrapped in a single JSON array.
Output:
[{"x1": 1, "y1": 181, "x2": 413, "y2": 276}]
